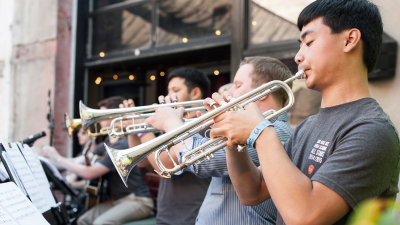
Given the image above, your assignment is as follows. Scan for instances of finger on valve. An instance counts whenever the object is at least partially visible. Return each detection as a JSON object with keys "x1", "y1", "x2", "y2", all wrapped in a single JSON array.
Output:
[
  {"x1": 222, "y1": 91, "x2": 233, "y2": 102},
  {"x1": 127, "y1": 99, "x2": 135, "y2": 107},
  {"x1": 170, "y1": 93, "x2": 178, "y2": 103},
  {"x1": 203, "y1": 98, "x2": 217, "y2": 111},
  {"x1": 164, "y1": 95, "x2": 172, "y2": 104},
  {"x1": 211, "y1": 92, "x2": 227, "y2": 106},
  {"x1": 158, "y1": 95, "x2": 165, "y2": 104}
]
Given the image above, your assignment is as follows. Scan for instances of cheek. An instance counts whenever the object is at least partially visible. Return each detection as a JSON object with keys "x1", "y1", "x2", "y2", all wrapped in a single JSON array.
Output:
[{"x1": 177, "y1": 92, "x2": 188, "y2": 101}]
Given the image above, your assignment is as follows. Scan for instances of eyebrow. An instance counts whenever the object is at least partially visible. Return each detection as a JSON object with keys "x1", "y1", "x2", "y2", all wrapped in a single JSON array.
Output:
[{"x1": 297, "y1": 30, "x2": 315, "y2": 43}]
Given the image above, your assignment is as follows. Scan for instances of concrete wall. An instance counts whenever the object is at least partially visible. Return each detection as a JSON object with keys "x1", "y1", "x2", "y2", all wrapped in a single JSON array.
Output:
[
  {"x1": 11, "y1": 0, "x2": 58, "y2": 149},
  {"x1": 0, "y1": 0, "x2": 15, "y2": 142},
  {"x1": 0, "y1": 0, "x2": 72, "y2": 156},
  {"x1": 368, "y1": 0, "x2": 400, "y2": 201},
  {"x1": 369, "y1": 0, "x2": 400, "y2": 133}
]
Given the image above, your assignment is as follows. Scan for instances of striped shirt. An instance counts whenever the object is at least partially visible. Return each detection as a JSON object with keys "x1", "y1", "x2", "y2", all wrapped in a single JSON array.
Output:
[{"x1": 176, "y1": 112, "x2": 292, "y2": 225}]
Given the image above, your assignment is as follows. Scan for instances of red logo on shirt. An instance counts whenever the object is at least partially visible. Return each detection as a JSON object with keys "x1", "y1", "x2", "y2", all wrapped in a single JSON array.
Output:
[{"x1": 308, "y1": 165, "x2": 314, "y2": 174}]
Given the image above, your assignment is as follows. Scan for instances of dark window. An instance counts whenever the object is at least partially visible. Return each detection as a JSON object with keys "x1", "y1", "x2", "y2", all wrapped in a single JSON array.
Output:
[
  {"x1": 249, "y1": 0, "x2": 299, "y2": 46},
  {"x1": 156, "y1": 0, "x2": 232, "y2": 46},
  {"x1": 92, "y1": 3, "x2": 152, "y2": 56}
]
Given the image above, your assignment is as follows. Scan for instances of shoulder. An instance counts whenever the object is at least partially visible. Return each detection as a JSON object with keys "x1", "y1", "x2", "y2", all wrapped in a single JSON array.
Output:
[{"x1": 291, "y1": 115, "x2": 317, "y2": 138}]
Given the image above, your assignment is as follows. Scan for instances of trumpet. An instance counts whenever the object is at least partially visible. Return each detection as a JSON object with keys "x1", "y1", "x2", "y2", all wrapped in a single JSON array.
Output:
[
  {"x1": 105, "y1": 70, "x2": 304, "y2": 187},
  {"x1": 109, "y1": 106, "x2": 204, "y2": 137},
  {"x1": 64, "y1": 113, "x2": 121, "y2": 138},
  {"x1": 65, "y1": 113, "x2": 82, "y2": 139},
  {"x1": 79, "y1": 100, "x2": 204, "y2": 134}
]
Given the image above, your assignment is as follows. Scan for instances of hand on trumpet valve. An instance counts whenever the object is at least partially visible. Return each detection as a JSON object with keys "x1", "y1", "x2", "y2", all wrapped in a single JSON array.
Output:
[
  {"x1": 209, "y1": 92, "x2": 265, "y2": 150},
  {"x1": 118, "y1": 99, "x2": 140, "y2": 128},
  {"x1": 119, "y1": 99, "x2": 135, "y2": 108},
  {"x1": 145, "y1": 94, "x2": 185, "y2": 132},
  {"x1": 158, "y1": 93, "x2": 178, "y2": 105}
]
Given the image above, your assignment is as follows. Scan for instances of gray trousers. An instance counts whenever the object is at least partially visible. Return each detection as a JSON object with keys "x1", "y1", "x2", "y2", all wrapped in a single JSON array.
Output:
[{"x1": 78, "y1": 194, "x2": 154, "y2": 225}]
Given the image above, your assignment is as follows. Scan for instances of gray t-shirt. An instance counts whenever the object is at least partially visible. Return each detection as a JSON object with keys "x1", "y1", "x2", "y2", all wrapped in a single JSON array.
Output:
[
  {"x1": 156, "y1": 119, "x2": 211, "y2": 225},
  {"x1": 277, "y1": 98, "x2": 400, "y2": 225},
  {"x1": 93, "y1": 137, "x2": 151, "y2": 200}
]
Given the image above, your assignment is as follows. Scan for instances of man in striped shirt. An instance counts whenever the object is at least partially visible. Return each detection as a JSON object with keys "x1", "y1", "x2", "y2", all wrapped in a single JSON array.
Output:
[{"x1": 146, "y1": 56, "x2": 293, "y2": 224}]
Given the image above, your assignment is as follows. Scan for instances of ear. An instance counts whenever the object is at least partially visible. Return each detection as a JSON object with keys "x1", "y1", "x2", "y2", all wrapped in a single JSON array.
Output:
[
  {"x1": 190, "y1": 87, "x2": 202, "y2": 100},
  {"x1": 343, "y1": 29, "x2": 362, "y2": 53},
  {"x1": 257, "y1": 83, "x2": 270, "y2": 102}
]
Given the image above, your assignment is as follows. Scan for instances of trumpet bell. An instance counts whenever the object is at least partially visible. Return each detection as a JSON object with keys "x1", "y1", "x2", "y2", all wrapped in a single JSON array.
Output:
[
  {"x1": 65, "y1": 113, "x2": 82, "y2": 139},
  {"x1": 80, "y1": 101, "x2": 96, "y2": 132},
  {"x1": 105, "y1": 143, "x2": 155, "y2": 187}
]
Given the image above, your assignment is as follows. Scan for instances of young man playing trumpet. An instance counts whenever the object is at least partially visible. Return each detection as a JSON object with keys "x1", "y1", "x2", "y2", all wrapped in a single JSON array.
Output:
[
  {"x1": 205, "y1": 1, "x2": 400, "y2": 224},
  {"x1": 123, "y1": 67, "x2": 211, "y2": 225},
  {"x1": 146, "y1": 57, "x2": 293, "y2": 224}
]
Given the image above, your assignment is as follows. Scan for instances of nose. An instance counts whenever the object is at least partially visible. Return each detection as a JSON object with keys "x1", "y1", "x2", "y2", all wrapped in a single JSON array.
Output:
[{"x1": 295, "y1": 50, "x2": 304, "y2": 65}]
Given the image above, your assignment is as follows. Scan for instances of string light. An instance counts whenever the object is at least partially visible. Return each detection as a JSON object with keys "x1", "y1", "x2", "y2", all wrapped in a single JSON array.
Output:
[
  {"x1": 129, "y1": 75, "x2": 135, "y2": 80},
  {"x1": 113, "y1": 75, "x2": 118, "y2": 80},
  {"x1": 214, "y1": 70, "x2": 220, "y2": 75},
  {"x1": 95, "y1": 77, "x2": 102, "y2": 84},
  {"x1": 182, "y1": 38, "x2": 188, "y2": 43},
  {"x1": 160, "y1": 71, "x2": 165, "y2": 76},
  {"x1": 150, "y1": 75, "x2": 156, "y2": 81},
  {"x1": 99, "y1": 52, "x2": 105, "y2": 57},
  {"x1": 252, "y1": 21, "x2": 257, "y2": 26},
  {"x1": 215, "y1": 30, "x2": 221, "y2": 35}
]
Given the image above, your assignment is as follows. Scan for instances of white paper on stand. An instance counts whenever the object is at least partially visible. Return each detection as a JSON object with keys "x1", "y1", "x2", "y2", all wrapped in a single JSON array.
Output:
[
  {"x1": 1, "y1": 142, "x2": 50, "y2": 213},
  {"x1": 18, "y1": 144, "x2": 56, "y2": 207},
  {"x1": 37, "y1": 156, "x2": 64, "y2": 180},
  {"x1": 1, "y1": 152, "x2": 28, "y2": 197},
  {"x1": 0, "y1": 182, "x2": 49, "y2": 225}
]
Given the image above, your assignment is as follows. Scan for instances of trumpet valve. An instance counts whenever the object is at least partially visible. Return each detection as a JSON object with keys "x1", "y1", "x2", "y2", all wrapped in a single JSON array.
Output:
[
  {"x1": 210, "y1": 153, "x2": 214, "y2": 158},
  {"x1": 155, "y1": 170, "x2": 171, "y2": 178},
  {"x1": 237, "y1": 144, "x2": 247, "y2": 152}
]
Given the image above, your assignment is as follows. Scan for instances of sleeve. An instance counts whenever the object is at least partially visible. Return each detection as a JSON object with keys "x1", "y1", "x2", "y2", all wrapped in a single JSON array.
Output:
[
  {"x1": 311, "y1": 119, "x2": 400, "y2": 208},
  {"x1": 96, "y1": 154, "x2": 116, "y2": 172},
  {"x1": 175, "y1": 135, "x2": 262, "y2": 178},
  {"x1": 92, "y1": 143, "x2": 106, "y2": 156}
]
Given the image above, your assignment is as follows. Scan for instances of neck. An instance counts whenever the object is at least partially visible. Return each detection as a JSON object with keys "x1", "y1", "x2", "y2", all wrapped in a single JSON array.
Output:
[
  {"x1": 256, "y1": 99, "x2": 282, "y2": 111},
  {"x1": 320, "y1": 67, "x2": 370, "y2": 108}
]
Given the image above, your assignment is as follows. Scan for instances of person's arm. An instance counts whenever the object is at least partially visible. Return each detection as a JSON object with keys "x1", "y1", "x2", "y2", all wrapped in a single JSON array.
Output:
[
  {"x1": 41, "y1": 146, "x2": 110, "y2": 180},
  {"x1": 210, "y1": 96, "x2": 350, "y2": 225},
  {"x1": 67, "y1": 173, "x2": 87, "y2": 189}
]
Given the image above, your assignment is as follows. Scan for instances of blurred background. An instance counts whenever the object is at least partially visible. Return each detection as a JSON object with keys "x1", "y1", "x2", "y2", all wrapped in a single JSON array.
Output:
[{"x1": 0, "y1": 0, "x2": 399, "y2": 192}]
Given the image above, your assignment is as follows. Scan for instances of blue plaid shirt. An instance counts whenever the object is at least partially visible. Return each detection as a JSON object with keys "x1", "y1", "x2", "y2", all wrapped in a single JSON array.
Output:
[{"x1": 176, "y1": 112, "x2": 292, "y2": 225}]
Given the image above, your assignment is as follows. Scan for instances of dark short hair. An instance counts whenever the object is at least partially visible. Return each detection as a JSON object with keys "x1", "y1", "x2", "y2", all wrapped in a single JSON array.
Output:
[
  {"x1": 298, "y1": 0, "x2": 383, "y2": 73},
  {"x1": 240, "y1": 56, "x2": 293, "y2": 105},
  {"x1": 167, "y1": 67, "x2": 210, "y2": 98},
  {"x1": 97, "y1": 96, "x2": 126, "y2": 109}
]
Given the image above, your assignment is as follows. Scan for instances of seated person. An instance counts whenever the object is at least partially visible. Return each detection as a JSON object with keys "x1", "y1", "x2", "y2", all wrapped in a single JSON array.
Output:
[
  {"x1": 42, "y1": 96, "x2": 153, "y2": 225},
  {"x1": 66, "y1": 127, "x2": 96, "y2": 190}
]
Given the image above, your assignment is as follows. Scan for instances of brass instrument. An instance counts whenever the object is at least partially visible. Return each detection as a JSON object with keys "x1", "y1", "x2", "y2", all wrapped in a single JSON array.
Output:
[
  {"x1": 79, "y1": 99, "x2": 205, "y2": 136},
  {"x1": 64, "y1": 113, "x2": 120, "y2": 138},
  {"x1": 105, "y1": 70, "x2": 305, "y2": 187},
  {"x1": 65, "y1": 113, "x2": 82, "y2": 139}
]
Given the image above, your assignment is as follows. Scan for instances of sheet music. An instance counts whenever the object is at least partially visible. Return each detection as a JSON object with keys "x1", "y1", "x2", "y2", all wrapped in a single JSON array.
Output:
[
  {"x1": 0, "y1": 182, "x2": 49, "y2": 225},
  {"x1": 0, "y1": 206, "x2": 18, "y2": 225},
  {"x1": 1, "y1": 152, "x2": 28, "y2": 197},
  {"x1": 1, "y1": 142, "x2": 50, "y2": 213},
  {"x1": 37, "y1": 156, "x2": 64, "y2": 180},
  {"x1": 18, "y1": 144, "x2": 56, "y2": 207}
]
